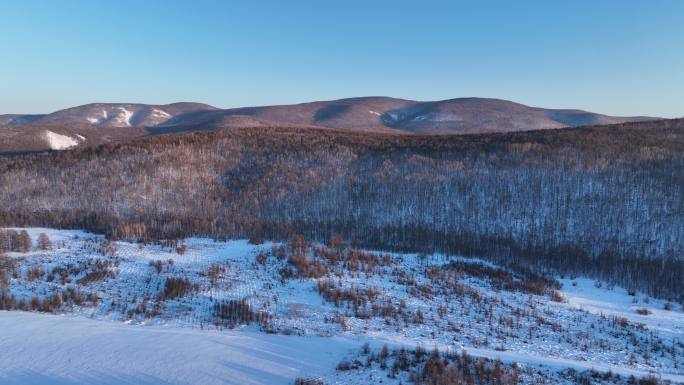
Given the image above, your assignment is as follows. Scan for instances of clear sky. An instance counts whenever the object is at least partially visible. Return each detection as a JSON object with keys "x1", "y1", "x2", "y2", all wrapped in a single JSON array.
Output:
[{"x1": 1, "y1": 0, "x2": 682, "y2": 117}]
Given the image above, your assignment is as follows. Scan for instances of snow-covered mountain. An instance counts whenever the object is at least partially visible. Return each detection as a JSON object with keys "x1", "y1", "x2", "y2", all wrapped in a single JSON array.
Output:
[
  {"x1": 0, "y1": 98, "x2": 661, "y2": 154},
  {"x1": 0, "y1": 98, "x2": 657, "y2": 134},
  {"x1": 154, "y1": 97, "x2": 660, "y2": 134},
  {"x1": 1, "y1": 102, "x2": 217, "y2": 128}
]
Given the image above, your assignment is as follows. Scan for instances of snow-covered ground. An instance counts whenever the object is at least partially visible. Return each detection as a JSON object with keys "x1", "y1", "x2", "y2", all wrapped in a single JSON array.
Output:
[
  {"x1": 0, "y1": 311, "x2": 355, "y2": 385},
  {"x1": 559, "y1": 277, "x2": 684, "y2": 337},
  {"x1": 0, "y1": 228, "x2": 682, "y2": 384},
  {"x1": 44, "y1": 131, "x2": 79, "y2": 150}
]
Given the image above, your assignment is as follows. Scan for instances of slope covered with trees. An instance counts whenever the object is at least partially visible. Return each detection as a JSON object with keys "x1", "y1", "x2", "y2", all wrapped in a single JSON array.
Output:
[{"x1": 0, "y1": 119, "x2": 681, "y2": 300}]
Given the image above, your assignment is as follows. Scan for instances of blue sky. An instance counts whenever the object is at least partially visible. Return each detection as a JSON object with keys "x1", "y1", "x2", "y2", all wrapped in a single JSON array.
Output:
[{"x1": 1, "y1": 0, "x2": 682, "y2": 117}]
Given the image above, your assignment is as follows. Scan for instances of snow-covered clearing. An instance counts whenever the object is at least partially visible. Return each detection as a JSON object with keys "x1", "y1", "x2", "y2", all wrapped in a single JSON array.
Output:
[
  {"x1": 559, "y1": 277, "x2": 684, "y2": 337},
  {"x1": 0, "y1": 311, "x2": 355, "y2": 385},
  {"x1": 44, "y1": 131, "x2": 79, "y2": 150},
  {"x1": 0, "y1": 228, "x2": 682, "y2": 384}
]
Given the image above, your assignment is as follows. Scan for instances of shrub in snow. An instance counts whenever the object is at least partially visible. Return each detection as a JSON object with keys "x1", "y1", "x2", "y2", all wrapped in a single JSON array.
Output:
[
  {"x1": 160, "y1": 277, "x2": 195, "y2": 300},
  {"x1": 293, "y1": 378, "x2": 324, "y2": 385},
  {"x1": 213, "y1": 298, "x2": 272, "y2": 329}
]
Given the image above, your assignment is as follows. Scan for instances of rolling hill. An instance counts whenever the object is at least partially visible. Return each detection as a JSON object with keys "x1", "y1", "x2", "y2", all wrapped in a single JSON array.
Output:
[
  {"x1": 1, "y1": 97, "x2": 656, "y2": 132},
  {"x1": 0, "y1": 97, "x2": 659, "y2": 154}
]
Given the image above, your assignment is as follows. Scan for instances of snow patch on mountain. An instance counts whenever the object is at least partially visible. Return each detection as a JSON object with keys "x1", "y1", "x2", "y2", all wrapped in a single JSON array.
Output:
[
  {"x1": 151, "y1": 109, "x2": 171, "y2": 118},
  {"x1": 44, "y1": 131, "x2": 79, "y2": 150},
  {"x1": 412, "y1": 112, "x2": 463, "y2": 123},
  {"x1": 112, "y1": 107, "x2": 133, "y2": 126},
  {"x1": 86, "y1": 110, "x2": 108, "y2": 125},
  {"x1": 143, "y1": 108, "x2": 173, "y2": 125}
]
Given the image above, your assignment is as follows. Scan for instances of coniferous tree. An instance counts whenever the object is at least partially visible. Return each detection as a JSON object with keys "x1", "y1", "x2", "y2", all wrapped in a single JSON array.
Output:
[
  {"x1": 18, "y1": 230, "x2": 31, "y2": 253},
  {"x1": 37, "y1": 233, "x2": 51, "y2": 250}
]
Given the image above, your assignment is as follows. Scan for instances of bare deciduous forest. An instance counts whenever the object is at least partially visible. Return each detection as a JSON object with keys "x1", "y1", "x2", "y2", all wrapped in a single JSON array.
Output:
[{"x1": 0, "y1": 118, "x2": 682, "y2": 301}]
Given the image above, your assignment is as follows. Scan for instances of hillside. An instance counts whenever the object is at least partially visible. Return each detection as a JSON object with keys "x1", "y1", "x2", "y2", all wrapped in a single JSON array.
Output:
[
  {"x1": 165, "y1": 96, "x2": 656, "y2": 134},
  {"x1": 0, "y1": 123, "x2": 148, "y2": 155},
  {"x1": 0, "y1": 118, "x2": 681, "y2": 300},
  {"x1": 2, "y1": 102, "x2": 217, "y2": 128},
  {"x1": 1, "y1": 228, "x2": 682, "y2": 384}
]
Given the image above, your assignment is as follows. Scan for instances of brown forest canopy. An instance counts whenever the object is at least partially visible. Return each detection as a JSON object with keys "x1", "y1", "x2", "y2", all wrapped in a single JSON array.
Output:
[{"x1": 0, "y1": 119, "x2": 682, "y2": 300}]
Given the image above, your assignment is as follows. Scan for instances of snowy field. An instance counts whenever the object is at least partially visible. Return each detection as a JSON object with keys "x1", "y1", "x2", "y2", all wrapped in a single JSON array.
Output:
[
  {"x1": 0, "y1": 228, "x2": 682, "y2": 384},
  {"x1": 0, "y1": 311, "x2": 355, "y2": 385}
]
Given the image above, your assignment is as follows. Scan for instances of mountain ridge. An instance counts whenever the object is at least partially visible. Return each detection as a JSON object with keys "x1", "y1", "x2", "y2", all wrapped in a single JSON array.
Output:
[
  {"x1": 0, "y1": 97, "x2": 662, "y2": 154},
  {"x1": 1, "y1": 97, "x2": 658, "y2": 134}
]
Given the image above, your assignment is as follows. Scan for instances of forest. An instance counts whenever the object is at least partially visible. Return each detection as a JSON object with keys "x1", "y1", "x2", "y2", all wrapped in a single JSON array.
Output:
[{"x1": 0, "y1": 118, "x2": 681, "y2": 301}]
